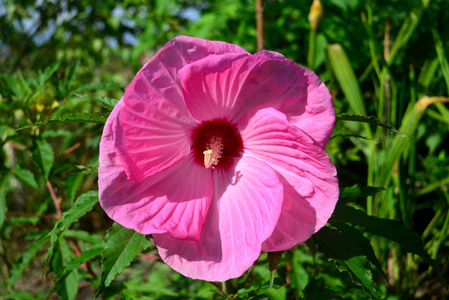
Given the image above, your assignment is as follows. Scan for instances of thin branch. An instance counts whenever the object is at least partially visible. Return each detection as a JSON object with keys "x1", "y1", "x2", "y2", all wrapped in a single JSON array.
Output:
[
  {"x1": 47, "y1": 180, "x2": 62, "y2": 219},
  {"x1": 140, "y1": 253, "x2": 163, "y2": 263}
]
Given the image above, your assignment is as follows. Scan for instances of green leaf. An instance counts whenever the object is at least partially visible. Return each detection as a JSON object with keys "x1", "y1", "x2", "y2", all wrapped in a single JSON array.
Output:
[
  {"x1": 8, "y1": 236, "x2": 47, "y2": 288},
  {"x1": 75, "y1": 93, "x2": 119, "y2": 110},
  {"x1": 17, "y1": 113, "x2": 108, "y2": 130},
  {"x1": 327, "y1": 44, "x2": 371, "y2": 136},
  {"x1": 388, "y1": 0, "x2": 430, "y2": 64},
  {"x1": 53, "y1": 245, "x2": 103, "y2": 288},
  {"x1": 98, "y1": 222, "x2": 150, "y2": 293},
  {"x1": 0, "y1": 172, "x2": 10, "y2": 230},
  {"x1": 1, "y1": 290, "x2": 36, "y2": 300},
  {"x1": 34, "y1": 139, "x2": 54, "y2": 180},
  {"x1": 124, "y1": 278, "x2": 180, "y2": 297},
  {"x1": 39, "y1": 62, "x2": 60, "y2": 84},
  {"x1": 63, "y1": 230, "x2": 103, "y2": 245},
  {"x1": 313, "y1": 227, "x2": 378, "y2": 298},
  {"x1": 330, "y1": 130, "x2": 373, "y2": 141},
  {"x1": 52, "y1": 237, "x2": 79, "y2": 300},
  {"x1": 333, "y1": 223, "x2": 389, "y2": 284},
  {"x1": 13, "y1": 164, "x2": 38, "y2": 189},
  {"x1": 433, "y1": 29, "x2": 449, "y2": 95},
  {"x1": 66, "y1": 60, "x2": 80, "y2": 91},
  {"x1": 336, "y1": 114, "x2": 406, "y2": 137},
  {"x1": 331, "y1": 205, "x2": 444, "y2": 282},
  {"x1": 339, "y1": 185, "x2": 384, "y2": 204},
  {"x1": 44, "y1": 191, "x2": 99, "y2": 269},
  {"x1": 378, "y1": 97, "x2": 449, "y2": 188}
]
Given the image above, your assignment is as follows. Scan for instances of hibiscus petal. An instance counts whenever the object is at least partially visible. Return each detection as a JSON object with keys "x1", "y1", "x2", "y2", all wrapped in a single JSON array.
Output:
[
  {"x1": 99, "y1": 153, "x2": 214, "y2": 240},
  {"x1": 238, "y1": 107, "x2": 339, "y2": 252},
  {"x1": 180, "y1": 51, "x2": 334, "y2": 148},
  {"x1": 99, "y1": 101, "x2": 214, "y2": 239},
  {"x1": 153, "y1": 155, "x2": 283, "y2": 281},
  {"x1": 114, "y1": 36, "x2": 250, "y2": 181},
  {"x1": 115, "y1": 96, "x2": 195, "y2": 182}
]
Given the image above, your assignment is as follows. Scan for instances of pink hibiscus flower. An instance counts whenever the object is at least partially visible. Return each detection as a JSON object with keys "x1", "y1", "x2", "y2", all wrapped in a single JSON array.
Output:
[{"x1": 98, "y1": 36, "x2": 338, "y2": 282}]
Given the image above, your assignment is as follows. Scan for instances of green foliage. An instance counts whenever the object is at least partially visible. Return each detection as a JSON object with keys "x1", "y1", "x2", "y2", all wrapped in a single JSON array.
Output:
[
  {"x1": 44, "y1": 191, "x2": 99, "y2": 267},
  {"x1": 98, "y1": 222, "x2": 150, "y2": 294},
  {"x1": 1, "y1": 0, "x2": 448, "y2": 298}
]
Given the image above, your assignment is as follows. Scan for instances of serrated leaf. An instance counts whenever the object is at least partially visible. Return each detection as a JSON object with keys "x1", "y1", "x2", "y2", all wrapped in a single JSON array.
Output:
[
  {"x1": 98, "y1": 222, "x2": 150, "y2": 293},
  {"x1": 336, "y1": 114, "x2": 406, "y2": 137},
  {"x1": 313, "y1": 227, "x2": 378, "y2": 298},
  {"x1": 75, "y1": 93, "x2": 119, "y2": 110},
  {"x1": 331, "y1": 205, "x2": 445, "y2": 284},
  {"x1": 17, "y1": 113, "x2": 108, "y2": 130},
  {"x1": 8, "y1": 236, "x2": 47, "y2": 288},
  {"x1": 13, "y1": 164, "x2": 38, "y2": 189},
  {"x1": 44, "y1": 191, "x2": 99, "y2": 269},
  {"x1": 35, "y1": 139, "x2": 54, "y2": 180}
]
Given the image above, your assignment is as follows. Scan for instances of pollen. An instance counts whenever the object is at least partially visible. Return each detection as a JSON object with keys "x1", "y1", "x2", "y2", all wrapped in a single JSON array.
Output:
[{"x1": 203, "y1": 136, "x2": 224, "y2": 169}]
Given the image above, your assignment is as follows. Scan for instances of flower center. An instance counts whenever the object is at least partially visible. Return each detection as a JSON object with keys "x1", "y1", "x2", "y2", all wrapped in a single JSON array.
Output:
[
  {"x1": 191, "y1": 119, "x2": 243, "y2": 170},
  {"x1": 203, "y1": 136, "x2": 224, "y2": 169}
]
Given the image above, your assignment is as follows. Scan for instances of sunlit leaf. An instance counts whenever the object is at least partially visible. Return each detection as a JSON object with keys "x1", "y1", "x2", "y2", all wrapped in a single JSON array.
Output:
[
  {"x1": 44, "y1": 191, "x2": 99, "y2": 270},
  {"x1": 98, "y1": 222, "x2": 150, "y2": 293}
]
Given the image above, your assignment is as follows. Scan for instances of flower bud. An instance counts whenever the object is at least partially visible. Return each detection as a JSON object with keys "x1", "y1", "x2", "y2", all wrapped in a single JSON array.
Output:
[{"x1": 308, "y1": 0, "x2": 323, "y2": 29}]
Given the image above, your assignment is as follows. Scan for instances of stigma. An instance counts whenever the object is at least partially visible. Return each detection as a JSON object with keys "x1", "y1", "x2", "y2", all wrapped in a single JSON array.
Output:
[{"x1": 203, "y1": 136, "x2": 224, "y2": 169}]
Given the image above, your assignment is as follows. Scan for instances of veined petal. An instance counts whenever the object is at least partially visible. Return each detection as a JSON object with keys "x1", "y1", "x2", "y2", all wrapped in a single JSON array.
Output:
[
  {"x1": 115, "y1": 36, "x2": 250, "y2": 181},
  {"x1": 99, "y1": 102, "x2": 214, "y2": 239},
  {"x1": 261, "y1": 179, "x2": 317, "y2": 251},
  {"x1": 239, "y1": 107, "x2": 339, "y2": 251},
  {"x1": 99, "y1": 153, "x2": 214, "y2": 240},
  {"x1": 180, "y1": 51, "x2": 334, "y2": 147},
  {"x1": 115, "y1": 97, "x2": 195, "y2": 182},
  {"x1": 153, "y1": 155, "x2": 283, "y2": 281}
]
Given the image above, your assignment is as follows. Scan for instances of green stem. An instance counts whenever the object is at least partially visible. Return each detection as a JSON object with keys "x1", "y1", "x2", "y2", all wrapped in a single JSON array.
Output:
[{"x1": 308, "y1": 28, "x2": 317, "y2": 68}]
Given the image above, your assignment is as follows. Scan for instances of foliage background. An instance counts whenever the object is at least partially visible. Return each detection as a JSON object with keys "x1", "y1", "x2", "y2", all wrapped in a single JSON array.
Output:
[{"x1": 1, "y1": 0, "x2": 448, "y2": 299}]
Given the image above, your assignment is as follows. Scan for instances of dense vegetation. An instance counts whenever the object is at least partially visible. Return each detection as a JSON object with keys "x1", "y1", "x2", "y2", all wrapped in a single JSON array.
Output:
[{"x1": 1, "y1": 0, "x2": 448, "y2": 299}]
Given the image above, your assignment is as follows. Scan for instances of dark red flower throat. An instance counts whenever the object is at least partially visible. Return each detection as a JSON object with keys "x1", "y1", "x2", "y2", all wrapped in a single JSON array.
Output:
[{"x1": 191, "y1": 119, "x2": 243, "y2": 170}]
